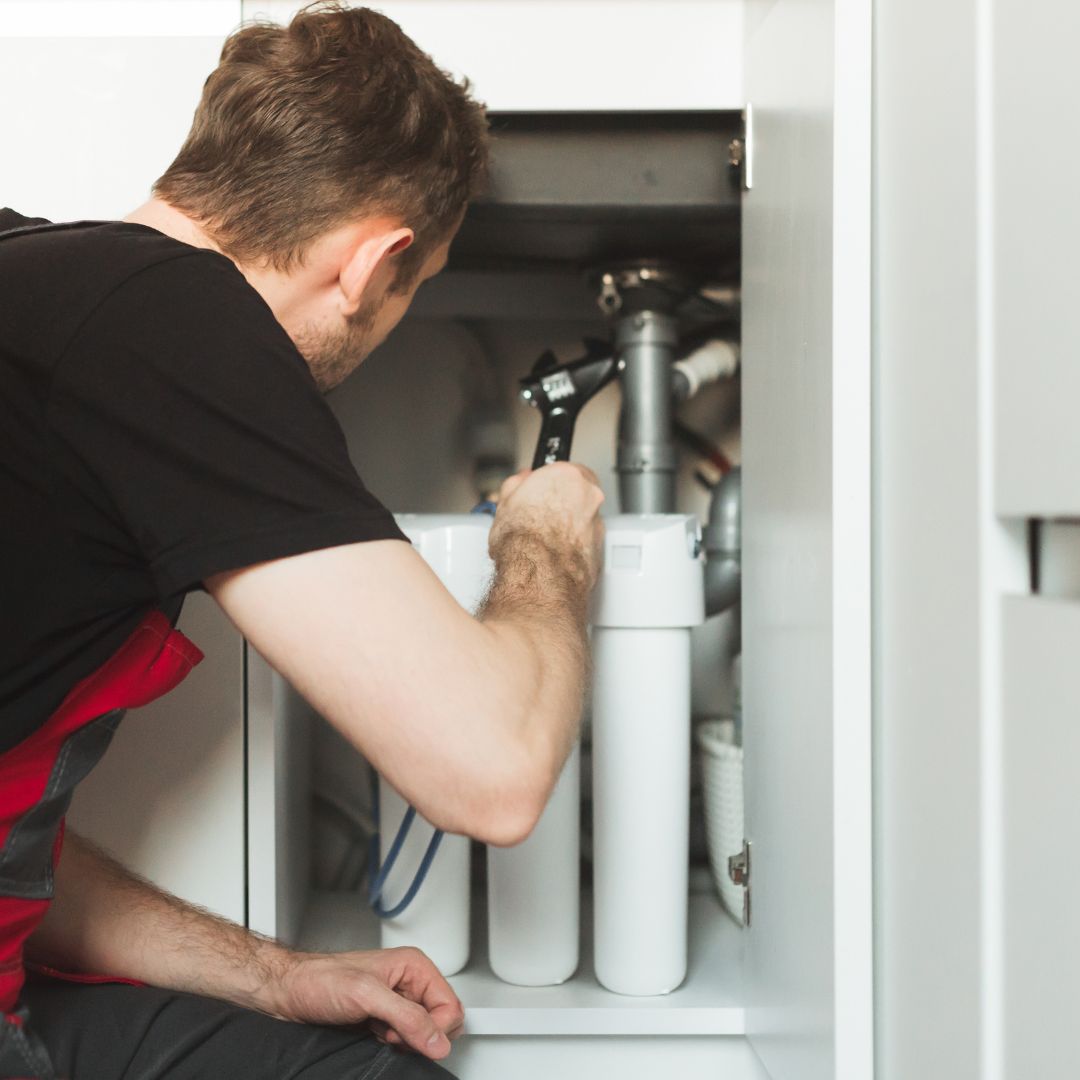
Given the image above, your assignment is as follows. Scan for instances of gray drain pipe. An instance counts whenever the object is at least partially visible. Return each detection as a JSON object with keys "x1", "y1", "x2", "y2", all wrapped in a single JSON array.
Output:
[
  {"x1": 615, "y1": 309, "x2": 680, "y2": 513},
  {"x1": 704, "y1": 466, "x2": 741, "y2": 617}
]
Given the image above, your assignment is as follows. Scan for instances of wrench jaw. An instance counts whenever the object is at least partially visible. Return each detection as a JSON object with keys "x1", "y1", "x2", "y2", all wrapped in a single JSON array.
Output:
[{"x1": 519, "y1": 349, "x2": 624, "y2": 470}]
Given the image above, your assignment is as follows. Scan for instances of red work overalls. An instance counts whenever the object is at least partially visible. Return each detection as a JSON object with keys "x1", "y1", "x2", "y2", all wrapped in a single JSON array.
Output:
[{"x1": 0, "y1": 611, "x2": 202, "y2": 1078}]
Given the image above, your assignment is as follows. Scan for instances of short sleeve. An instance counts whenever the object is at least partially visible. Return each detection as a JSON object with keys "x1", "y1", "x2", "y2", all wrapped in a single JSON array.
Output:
[{"x1": 48, "y1": 252, "x2": 407, "y2": 597}]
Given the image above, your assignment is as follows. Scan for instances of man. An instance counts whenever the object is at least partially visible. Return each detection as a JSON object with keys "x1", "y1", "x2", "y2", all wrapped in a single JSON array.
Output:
[{"x1": 0, "y1": 3, "x2": 603, "y2": 1077}]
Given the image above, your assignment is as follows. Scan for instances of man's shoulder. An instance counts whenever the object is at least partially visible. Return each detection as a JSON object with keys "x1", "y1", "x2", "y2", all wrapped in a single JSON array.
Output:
[
  {"x1": 0, "y1": 207, "x2": 51, "y2": 233},
  {"x1": 0, "y1": 211, "x2": 244, "y2": 301},
  {"x1": 0, "y1": 212, "x2": 280, "y2": 372},
  {"x1": 0, "y1": 210, "x2": 241, "y2": 314}
]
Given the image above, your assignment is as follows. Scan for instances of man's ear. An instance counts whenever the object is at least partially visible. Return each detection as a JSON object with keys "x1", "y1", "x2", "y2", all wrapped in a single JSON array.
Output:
[{"x1": 339, "y1": 226, "x2": 414, "y2": 316}]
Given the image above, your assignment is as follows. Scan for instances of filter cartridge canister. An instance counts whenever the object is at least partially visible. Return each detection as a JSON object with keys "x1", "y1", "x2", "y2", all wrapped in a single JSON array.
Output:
[
  {"x1": 377, "y1": 515, "x2": 494, "y2": 976},
  {"x1": 377, "y1": 783, "x2": 471, "y2": 975},
  {"x1": 590, "y1": 514, "x2": 704, "y2": 996},
  {"x1": 487, "y1": 742, "x2": 581, "y2": 986}
]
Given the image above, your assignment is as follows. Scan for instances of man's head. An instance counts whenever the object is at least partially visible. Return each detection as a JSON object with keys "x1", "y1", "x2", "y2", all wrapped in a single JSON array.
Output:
[{"x1": 153, "y1": 1, "x2": 488, "y2": 388}]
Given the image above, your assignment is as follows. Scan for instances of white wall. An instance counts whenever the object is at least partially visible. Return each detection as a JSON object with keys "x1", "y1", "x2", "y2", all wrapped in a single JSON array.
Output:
[{"x1": 0, "y1": 4, "x2": 236, "y2": 220}]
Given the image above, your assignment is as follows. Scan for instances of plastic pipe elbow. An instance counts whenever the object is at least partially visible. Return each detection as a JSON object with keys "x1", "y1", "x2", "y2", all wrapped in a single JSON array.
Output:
[{"x1": 704, "y1": 466, "x2": 741, "y2": 617}]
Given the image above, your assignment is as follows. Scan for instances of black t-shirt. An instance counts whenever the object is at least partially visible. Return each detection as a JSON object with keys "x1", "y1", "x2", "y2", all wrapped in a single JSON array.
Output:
[{"x1": 0, "y1": 209, "x2": 407, "y2": 753}]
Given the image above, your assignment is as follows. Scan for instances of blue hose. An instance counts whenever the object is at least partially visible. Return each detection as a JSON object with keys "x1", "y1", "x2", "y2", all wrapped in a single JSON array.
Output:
[{"x1": 367, "y1": 770, "x2": 445, "y2": 919}]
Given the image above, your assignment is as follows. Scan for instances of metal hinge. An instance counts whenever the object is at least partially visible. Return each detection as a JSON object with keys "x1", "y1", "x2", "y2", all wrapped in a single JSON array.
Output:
[
  {"x1": 728, "y1": 838, "x2": 752, "y2": 926},
  {"x1": 728, "y1": 104, "x2": 754, "y2": 192}
]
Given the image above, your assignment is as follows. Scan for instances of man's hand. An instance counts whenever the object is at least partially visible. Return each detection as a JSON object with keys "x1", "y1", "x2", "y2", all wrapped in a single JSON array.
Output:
[
  {"x1": 266, "y1": 946, "x2": 463, "y2": 1060},
  {"x1": 489, "y1": 462, "x2": 605, "y2": 594}
]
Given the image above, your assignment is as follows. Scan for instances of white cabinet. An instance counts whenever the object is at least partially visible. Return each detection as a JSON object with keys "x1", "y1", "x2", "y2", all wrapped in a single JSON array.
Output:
[
  {"x1": 244, "y1": 0, "x2": 745, "y2": 111},
  {"x1": 68, "y1": 593, "x2": 247, "y2": 926},
  {"x1": 264, "y1": 7, "x2": 875, "y2": 1079},
  {"x1": 3, "y1": 4, "x2": 875, "y2": 1078},
  {"x1": 740, "y1": 2, "x2": 872, "y2": 1077}
]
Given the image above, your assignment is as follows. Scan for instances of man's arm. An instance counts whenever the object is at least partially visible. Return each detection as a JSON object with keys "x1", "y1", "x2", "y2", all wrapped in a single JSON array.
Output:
[
  {"x1": 206, "y1": 462, "x2": 604, "y2": 846},
  {"x1": 26, "y1": 831, "x2": 463, "y2": 1060}
]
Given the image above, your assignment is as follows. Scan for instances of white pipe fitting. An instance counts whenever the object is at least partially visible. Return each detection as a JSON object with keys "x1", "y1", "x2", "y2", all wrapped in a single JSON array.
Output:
[{"x1": 672, "y1": 339, "x2": 739, "y2": 400}]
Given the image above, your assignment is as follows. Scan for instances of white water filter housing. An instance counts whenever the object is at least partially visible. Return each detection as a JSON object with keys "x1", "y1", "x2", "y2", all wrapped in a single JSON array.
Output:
[
  {"x1": 487, "y1": 741, "x2": 580, "y2": 986},
  {"x1": 377, "y1": 515, "x2": 494, "y2": 976},
  {"x1": 591, "y1": 515, "x2": 705, "y2": 996}
]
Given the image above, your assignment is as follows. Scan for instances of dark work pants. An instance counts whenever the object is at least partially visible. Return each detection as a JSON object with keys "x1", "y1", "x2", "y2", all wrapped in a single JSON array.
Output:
[{"x1": 20, "y1": 979, "x2": 457, "y2": 1080}]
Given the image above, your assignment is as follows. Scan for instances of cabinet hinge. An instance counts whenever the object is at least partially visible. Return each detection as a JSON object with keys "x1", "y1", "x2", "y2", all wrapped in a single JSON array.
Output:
[
  {"x1": 728, "y1": 838, "x2": 752, "y2": 926},
  {"x1": 728, "y1": 104, "x2": 754, "y2": 192}
]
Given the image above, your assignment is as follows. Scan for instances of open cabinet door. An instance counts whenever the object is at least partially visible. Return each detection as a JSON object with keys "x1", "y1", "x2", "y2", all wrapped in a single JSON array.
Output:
[{"x1": 740, "y1": 2, "x2": 873, "y2": 1079}]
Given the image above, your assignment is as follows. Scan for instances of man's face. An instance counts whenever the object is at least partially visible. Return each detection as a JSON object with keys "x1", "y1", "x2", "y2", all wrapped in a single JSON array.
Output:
[{"x1": 294, "y1": 238, "x2": 451, "y2": 393}]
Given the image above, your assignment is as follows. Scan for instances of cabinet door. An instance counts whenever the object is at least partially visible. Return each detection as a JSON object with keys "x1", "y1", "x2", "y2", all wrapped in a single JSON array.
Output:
[
  {"x1": 741, "y1": 2, "x2": 873, "y2": 1078},
  {"x1": 993, "y1": 3, "x2": 1080, "y2": 516},
  {"x1": 1001, "y1": 596, "x2": 1080, "y2": 1077}
]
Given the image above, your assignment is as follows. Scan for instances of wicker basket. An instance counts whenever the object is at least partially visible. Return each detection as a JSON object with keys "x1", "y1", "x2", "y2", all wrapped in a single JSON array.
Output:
[{"x1": 696, "y1": 719, "x2": 746, "y2": 925}]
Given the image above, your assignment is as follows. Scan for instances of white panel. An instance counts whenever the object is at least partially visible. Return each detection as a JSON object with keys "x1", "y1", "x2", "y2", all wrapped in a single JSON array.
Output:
[
  {"x1": 741, "y1": 1, "x2": 872, "y2": 1078},
  {"x1": 448, "y1": 1035, "x2": 769, "y2": 1080},
  {"x1": 993, "y1": 2, "x2": 1080, "y2": 516},
  {"x1": 873, "y1": 5, "x2": 1033, "y2": 1079},
  {"x1": 244, "y1": 0, "x2": 743, "y2": 110},
  {"x1": 1, "y1": 1, "x2": 240, "y2": 35},
  {"x1": 1001, "y1": 596, "x2": 1080, "y2": 1078},
  {"x1": 247, "y1": 651, "x2": 311, "y2": 943},
  {"x1": 68, "y1": 593, "x2": 246, "y2": 924},
  {"x1": 0, "y1": 35, "x2": 226, "y2": 222},
  {"x1": 872, "y1": 1, "x2": 984, "y2": 1077}
]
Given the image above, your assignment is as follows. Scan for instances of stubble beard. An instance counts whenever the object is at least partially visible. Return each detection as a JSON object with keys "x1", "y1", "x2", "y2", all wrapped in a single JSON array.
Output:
[{"x1": 295, "y1": 301, "x2": 379, "y2": 393}]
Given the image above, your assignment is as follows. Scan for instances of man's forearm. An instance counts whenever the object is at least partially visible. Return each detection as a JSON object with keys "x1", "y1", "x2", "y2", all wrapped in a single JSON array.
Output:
[
  {"x1": 26, "y1": 831, "x2": 290, "y2": 1016},
  {"x1": 25, "y1": 831, "x2": 464, "y2": 1058},
  {"x1": 478, "y1": 524, "x2": 592, "y2": 778}
]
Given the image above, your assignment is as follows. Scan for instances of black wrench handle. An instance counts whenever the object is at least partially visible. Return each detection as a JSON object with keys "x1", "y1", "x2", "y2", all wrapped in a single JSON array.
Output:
[{"x1": 532, "y1": 407, "x2": 578, "y2": 470}]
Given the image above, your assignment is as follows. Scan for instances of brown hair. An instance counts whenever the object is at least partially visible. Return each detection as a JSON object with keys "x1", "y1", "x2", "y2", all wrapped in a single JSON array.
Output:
[{"x1": 154, "y1": 2, "x2": 488, "y2": 285}]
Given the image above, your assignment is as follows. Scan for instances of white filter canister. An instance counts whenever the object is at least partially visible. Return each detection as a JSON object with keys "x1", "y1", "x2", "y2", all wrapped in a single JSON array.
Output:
[
  {"x1": 592, "y1": 627, "x2": 692, "y2": 994},
  {"x1": 487, "y1": 741, "x2": 581, "y2": 986},
  {"x1": 377, "y1": 514, "x2": 494, "y2": 976},
  {"x1": 378, "y1": 783, "x2": 471, "y2": 976},
  {"x1": 590, "y1": 514, "x2": 704, "y2": 997}
]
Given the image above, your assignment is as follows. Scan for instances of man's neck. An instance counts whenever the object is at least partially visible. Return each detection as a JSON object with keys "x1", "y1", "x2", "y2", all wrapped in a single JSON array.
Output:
[{"x1": 124, "y1": 199, "x2": 223, "y2": 254}]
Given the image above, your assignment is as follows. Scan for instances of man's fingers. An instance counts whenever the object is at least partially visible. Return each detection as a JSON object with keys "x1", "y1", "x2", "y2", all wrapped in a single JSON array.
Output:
[
  {"x1": 368, "y1": 1019, "x2": 393, "y2": 1044},
  {"x1": 357, "y1": 977, "x2": 450, "y2": 1059},
  {"x1": 569, "y1": 461, "x2": 601, "y2": 487},
  {"x1": 427, "y1": 998, "x2": 465, "y2": 1036},
  {"x1": 383, "y1": 946, "x2": 464, "y2": 1035},
  {"x1": 498, "y1": 469, "x2": 531, "y2": 502}
]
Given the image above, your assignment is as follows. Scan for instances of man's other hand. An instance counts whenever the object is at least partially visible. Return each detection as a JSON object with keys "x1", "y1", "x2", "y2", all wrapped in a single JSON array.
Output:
[{"x1": 267, "y1": 946, "x2": 464, "y2": 1059}]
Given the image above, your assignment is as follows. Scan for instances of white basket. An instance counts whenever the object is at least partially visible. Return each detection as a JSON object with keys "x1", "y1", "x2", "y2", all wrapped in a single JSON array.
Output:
[{"x1": 696, "y1": 719, "x2": 746, "y2": 926}]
